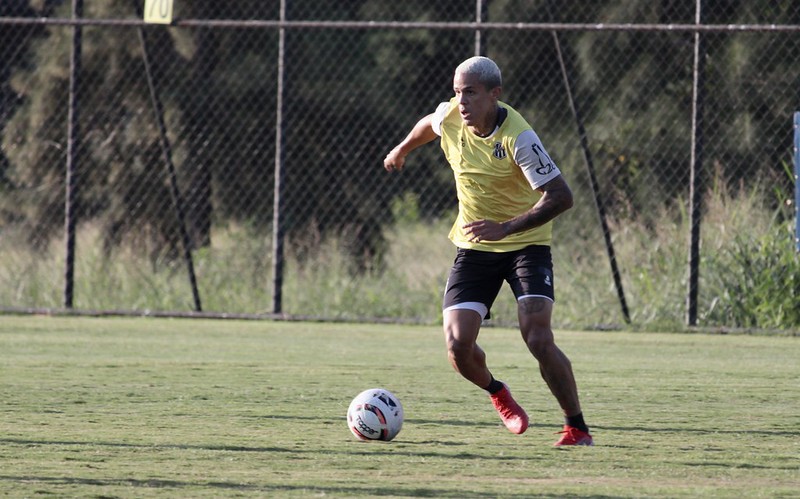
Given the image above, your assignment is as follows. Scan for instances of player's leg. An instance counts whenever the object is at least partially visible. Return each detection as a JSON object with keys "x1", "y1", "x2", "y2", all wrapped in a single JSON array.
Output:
[
  {"x1": 441, "y1": 248, "x2": 501, "y2": 387},
  {"x1": 517, "y1": 298, "x2": 581, "y2": 416},
  {"x1": 442, "y1": 249, "x2": 528, "y2": 434},
  {"x1": 443, "y1": 307, "x2": 490, "y2": 387},
  {"x1": 517, "y1": 299, "x2": 592, "y2": 445},
  {"x1": 444, "y1": 308, "x2": 528, "y2": 434},
  {"x1": 509, "y1": 245, "x2": 592, "y2": 445}
]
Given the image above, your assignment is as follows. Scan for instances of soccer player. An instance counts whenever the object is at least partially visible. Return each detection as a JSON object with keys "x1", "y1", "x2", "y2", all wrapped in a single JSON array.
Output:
[{"x1": 383, "y1": 56, "x2": 592, "y2": 446}]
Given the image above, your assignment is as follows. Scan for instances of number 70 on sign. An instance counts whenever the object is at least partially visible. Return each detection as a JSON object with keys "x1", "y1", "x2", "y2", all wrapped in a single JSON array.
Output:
[{"x1": 144, "y1": 0, "x2": 173, "y2": 24}]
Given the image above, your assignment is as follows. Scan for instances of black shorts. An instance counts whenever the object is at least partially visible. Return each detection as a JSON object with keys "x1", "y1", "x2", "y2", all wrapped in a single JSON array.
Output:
[{"x1": 442, "y1": 245, "x2": 554, "y2": 319}]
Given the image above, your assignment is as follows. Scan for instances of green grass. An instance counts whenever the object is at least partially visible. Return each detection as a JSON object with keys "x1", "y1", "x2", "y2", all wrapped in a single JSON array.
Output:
[{"x1": 1, "y1": 316, "x2": 798, "y2": 497}]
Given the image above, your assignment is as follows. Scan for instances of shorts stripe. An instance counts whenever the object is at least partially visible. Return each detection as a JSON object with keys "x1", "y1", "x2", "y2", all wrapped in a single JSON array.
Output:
[
  {"x1": 517, "y1": 294, "x2": 554, "y2": 303},
  {"x1": 444, "y1": 302, "x2": 489, "y2": 320}
]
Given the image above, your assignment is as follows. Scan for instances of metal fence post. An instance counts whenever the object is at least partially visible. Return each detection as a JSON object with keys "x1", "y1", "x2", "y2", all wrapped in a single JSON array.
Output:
[
  {"x1": 272, "y1": 0, "x2": 288, "y2": 314},
  {"x1": 686, "y1": 0, "x2": 706, "y2": 326},
  {"x1": 63, "y1": 0, "x2": 83, "y2": 309},
  {"x1": 134, "y1": 0, "x2": 203, "y2": 312},
  {"x1": 474, "y1": 0, "x2": 487, "y2": 57},
  {"x1": 794, "y1": 112, "x2": 799, "y2": 252},
  {"x1": 550, "y1": 31, "x2": 631, "y2": 325}
]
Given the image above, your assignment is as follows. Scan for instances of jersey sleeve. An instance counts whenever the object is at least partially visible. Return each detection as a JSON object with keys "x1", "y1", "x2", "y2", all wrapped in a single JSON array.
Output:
[
  {"x1": 431, "y1": 101, "x2": 451, "y2": 136},
  {"x1": 513, "y1": 129, "x2": 561, "y2": 189}
]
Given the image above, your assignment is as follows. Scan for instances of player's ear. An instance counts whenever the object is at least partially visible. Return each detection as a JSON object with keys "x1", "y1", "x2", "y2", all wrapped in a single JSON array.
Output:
[{"x1": 490, "y1": 86, "x2": 502, "y2": 99}]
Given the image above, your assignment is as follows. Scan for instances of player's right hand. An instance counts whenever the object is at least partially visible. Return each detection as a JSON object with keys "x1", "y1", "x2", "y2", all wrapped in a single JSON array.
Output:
[{"x1": 383, "y1": 148, "x2": 406, "y2": 172}]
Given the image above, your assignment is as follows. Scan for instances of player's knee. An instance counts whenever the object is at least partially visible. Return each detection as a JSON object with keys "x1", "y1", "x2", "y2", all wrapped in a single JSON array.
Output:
[
  {"x1": 446, "y1": 336, "x2": 472, "y2": 364},
  {"x1": 523, "y1": 330, "x2": 555, "y2": 359}
]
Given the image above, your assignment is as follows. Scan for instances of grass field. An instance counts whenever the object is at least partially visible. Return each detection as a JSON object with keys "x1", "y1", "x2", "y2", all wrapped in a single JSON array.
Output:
[{"x1": 1, "y1": 316, "x2": 798, "y2": 497}]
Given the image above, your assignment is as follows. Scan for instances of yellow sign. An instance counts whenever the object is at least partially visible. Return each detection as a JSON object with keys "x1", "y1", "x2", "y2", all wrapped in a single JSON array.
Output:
[{"x1": 144, "y1": 0, "x2": 173, "y2": 24}]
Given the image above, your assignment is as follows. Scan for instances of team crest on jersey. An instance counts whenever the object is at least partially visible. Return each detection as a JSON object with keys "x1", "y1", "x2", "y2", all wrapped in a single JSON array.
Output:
[{"x1": 493, "y1": 142, "x2": 507, "y2": 159}]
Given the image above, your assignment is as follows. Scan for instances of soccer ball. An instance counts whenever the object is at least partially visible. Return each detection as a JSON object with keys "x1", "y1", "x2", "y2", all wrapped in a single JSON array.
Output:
[{"x1": 346, "y1": 388, "x2": 404, "y2": 441}]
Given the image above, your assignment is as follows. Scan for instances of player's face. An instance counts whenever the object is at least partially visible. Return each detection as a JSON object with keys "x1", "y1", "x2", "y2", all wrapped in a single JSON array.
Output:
[{"x1": 453, "y1": 71, "x2": 500, "y2": 130}]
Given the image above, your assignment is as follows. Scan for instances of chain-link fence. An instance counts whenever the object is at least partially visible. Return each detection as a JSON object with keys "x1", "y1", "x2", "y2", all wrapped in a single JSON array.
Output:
[{"x1": 1, "y1": 1, "x2": 798, "y2": 331}]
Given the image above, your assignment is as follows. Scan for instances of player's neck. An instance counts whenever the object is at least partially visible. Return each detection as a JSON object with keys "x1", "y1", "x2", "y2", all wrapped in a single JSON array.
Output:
[{"x1": 470, "y1": 106, "x2": 500, "y2": 138}]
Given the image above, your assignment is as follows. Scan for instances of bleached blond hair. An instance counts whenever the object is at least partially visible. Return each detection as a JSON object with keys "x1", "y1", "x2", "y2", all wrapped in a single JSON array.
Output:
[{"x1": 455, "y1": 56, "x2": 502, "y2": 89}]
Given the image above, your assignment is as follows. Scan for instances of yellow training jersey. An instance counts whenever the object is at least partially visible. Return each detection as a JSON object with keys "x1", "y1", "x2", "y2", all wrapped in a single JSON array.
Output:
[{"x1": 434, "y1": 98, "x2": 561, "y2": 252}]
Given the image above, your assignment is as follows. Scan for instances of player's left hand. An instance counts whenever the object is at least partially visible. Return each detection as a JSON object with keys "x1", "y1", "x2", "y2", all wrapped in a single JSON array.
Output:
[{"x1": 463, "y1": 219, "x2": 507, "y2": 242}]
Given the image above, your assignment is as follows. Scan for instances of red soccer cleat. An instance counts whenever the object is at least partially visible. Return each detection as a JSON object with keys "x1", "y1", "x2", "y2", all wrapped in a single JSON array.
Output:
[
  {"x1": 489, "y1": 383, "x2": 529, "y2": 434},
  {"x1": 553, "y1": 425, "x2": 594, "y2": 446}
]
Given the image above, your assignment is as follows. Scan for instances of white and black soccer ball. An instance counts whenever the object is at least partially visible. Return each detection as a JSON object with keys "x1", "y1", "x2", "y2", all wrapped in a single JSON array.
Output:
[{"x1": 346, "y1": 388, "x2": 404, "y2": 442}]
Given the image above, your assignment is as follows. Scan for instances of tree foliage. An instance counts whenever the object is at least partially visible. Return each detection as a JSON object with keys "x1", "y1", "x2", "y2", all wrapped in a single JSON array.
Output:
[{"x1": 1, "y1": 0, "x2": 797, "y2": 265}]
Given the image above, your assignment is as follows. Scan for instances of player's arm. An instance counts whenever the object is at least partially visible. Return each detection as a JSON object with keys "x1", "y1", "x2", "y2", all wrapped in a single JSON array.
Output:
[
  {"x1": 383, "y1": 113, "x2": 438, "y2": 172},
  {"x1": 500, "y1": 175, "x2": 573, "y2": 236},
  {"x1": 463, "y1": 175, "x2": 573, "y2": 242}
]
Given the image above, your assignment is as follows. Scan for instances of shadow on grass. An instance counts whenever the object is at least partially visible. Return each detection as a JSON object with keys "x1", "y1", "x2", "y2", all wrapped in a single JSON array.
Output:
[
  {"x1": 0, "y1": 475, "x2": 574, "y2": 498},
  {"x1": 261, "y1": 417, "x2": 800, "y2": 439},
  {"x1": 588, "y1": 424, "x2": 800, "y2": 438},
  {"x1": 0, "y1": 437, "x2": 303, "y2": 454},
  {"x1": 259, "y1": 415, "x2": 495, "y2": 428},
  {"x1": 0, "y1": 436, "x2": 533, "y2": 462},
  {"x1": 4, "y1": 420, "x2": 796, "y2": 455}
]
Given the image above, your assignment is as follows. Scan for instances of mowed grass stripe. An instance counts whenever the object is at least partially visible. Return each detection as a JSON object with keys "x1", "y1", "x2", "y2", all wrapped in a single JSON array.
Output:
[{"x1": 0, "y1": 316, "x2": 798, "y2": 498}]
